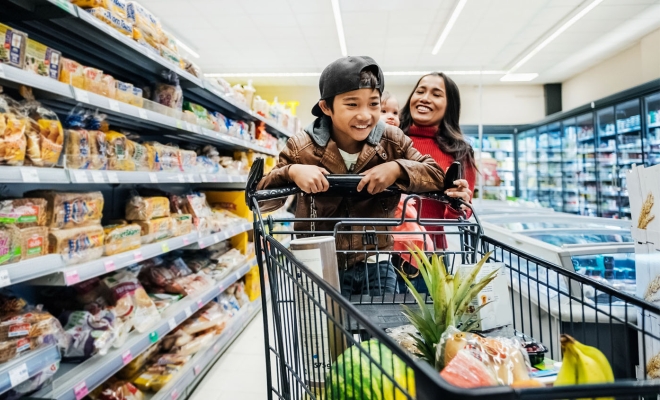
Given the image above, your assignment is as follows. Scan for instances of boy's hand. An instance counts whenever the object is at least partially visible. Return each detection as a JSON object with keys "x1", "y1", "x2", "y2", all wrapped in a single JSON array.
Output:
[
  {"x1": 357, "y1": 162, "x2": 403, "y2": 194},
  {"x1": 289, "y1": 165, "x2": 330, "y2": 194}
]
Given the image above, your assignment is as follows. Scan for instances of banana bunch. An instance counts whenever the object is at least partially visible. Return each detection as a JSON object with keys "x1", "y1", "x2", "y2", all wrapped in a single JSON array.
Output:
[{"x1": 555, "y1": 334, "x2": 614, "y2": 398}]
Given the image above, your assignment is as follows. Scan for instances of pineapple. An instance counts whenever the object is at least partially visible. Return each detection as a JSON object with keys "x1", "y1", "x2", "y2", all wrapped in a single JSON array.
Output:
[{"x1": 399, "y1": 246, "x2": 498, "y2": 371}]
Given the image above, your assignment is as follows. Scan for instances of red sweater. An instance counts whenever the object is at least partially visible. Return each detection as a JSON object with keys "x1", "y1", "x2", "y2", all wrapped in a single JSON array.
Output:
[{"x1": 407, "y1": 125, "x2": 476, "y2": 248}]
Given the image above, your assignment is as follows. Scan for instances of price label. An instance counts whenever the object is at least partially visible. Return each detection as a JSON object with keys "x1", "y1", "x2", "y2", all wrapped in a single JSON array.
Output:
[
  {"x1": 161, "y1": 242, "x2": 170, "y2": 253},
  {"x1": 197, "y1": 299, "x2": 203, "y2": 309},
  {"x1": 194, "y1": 365, "x2": 202, "y2": 376},
  {"x1": 218, "y1": 284, "x2": 224, "y2": 293},
  {"x1": 0, "y1": 270, "x2": 10, "y2": 288},
  {"x1": 133, "y1": 251, "x2": 143, "y2": 262},
  {"x1": 148, "y1": 173, "x2": 158, "y2": 183},
  {"x1": 149, "y1": 331, "x2": 158, "y2": 343},
  {"x1": 122, "y1": 350, "x2": 133, "y2": 365},
  {"x1": 20, "y1": 168, "x2": 40, "y2": 183},
  {"x1": 171, "y1": 390, "x2": 179, "y2": 400},
  {"x1": 74, "y1": 382, "x2": 88, "y2": 400},
  {"x1": 8, "y1": 363, "x2": 28, "y2": 387},
  {"x1": 104, "y1": 260, "x2": 116, "y2": 272},
  {"x1": 168, "y1": 318, "x2": 177, "y2": 331},
  {"x1": 0, "y1": 64, "x2": 5, "y2": 79},
  {"x1": 138, "y1": 109, "x2": 148, "y2": 120},
  {"x1": 108, "y1": 99, "x2": 121, "y2": 112},
  {"x1": 107, "y1": 171, "x2": 119, "y2": 183},
  {"x1": 187, "y1": 174, "x2": 195, "y2": 183},
  {"x1": 198, "y1": 241, "x2": 206, "y2": 249},
  {"x1": 177, "y1": 174, "x2": 185, "y2": 183},
  {"x1": 74, "y1": 89, "x2": 90, "y2": 104},
  {"x1": 72, "y1": 170, "x2": 89, "y2": 183},
  {"x1": 91, "y1": 171, "x2": 105, "y2": 183},
  {"x1": 184, "y1": 307, "x2": 192, "y2": 318},
  {"x1": 183, "y1": 237, "x2": 190, "y2": 246},
  {"x1": 213, "y1": 344, "x2": 220, "y2": 353},
  {"x1": 65, "y1": 270, "x2": 80, "y2": 285}
]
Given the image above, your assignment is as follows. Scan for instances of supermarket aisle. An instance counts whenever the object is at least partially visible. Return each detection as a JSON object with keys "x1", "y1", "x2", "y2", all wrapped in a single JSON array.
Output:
[{"x1": 190, "y1": 312, "x2": 268, "y2": 400}]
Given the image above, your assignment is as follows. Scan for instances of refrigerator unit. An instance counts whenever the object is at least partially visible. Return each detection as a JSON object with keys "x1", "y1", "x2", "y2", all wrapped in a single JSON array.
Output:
[
  {"x1": 562, "y1": 118, "x2": 580, "y2": 214},
  {"x1": 518, "y1": 129, "x2": 538, "y2": 202},
  {"x1": 576, "y1": 113, "x2": 598, "y2": 216},
  {"x1": 467, "y1": 133, "x2": 516, "y2": 200}
]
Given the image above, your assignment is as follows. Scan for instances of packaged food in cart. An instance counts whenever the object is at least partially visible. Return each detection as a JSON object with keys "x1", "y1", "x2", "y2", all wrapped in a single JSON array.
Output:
[
  {"x1": 48, "y1": 224, "x2": 104, "y2": 264},
  {"x1": 125, "y1": 194, "x2": 170, "y2": 221},
  {"x1": 27, "y1": 190, "x2": 104, "y2": 229},
  {"x1": 103, "y1": 223, "x2": 141, "y2": 256}
]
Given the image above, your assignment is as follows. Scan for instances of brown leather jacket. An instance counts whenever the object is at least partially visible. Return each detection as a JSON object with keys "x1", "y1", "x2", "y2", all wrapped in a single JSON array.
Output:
[{"x1": 257, "y1": 117, "x2": 445, "y2": 269}]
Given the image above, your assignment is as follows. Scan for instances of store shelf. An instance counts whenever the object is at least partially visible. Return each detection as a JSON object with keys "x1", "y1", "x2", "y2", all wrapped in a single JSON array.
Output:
[
  {"x1": 33, "y1": 257, "x2": 256, "y2": 400},
  {"x1": 649, "y1": 122, "x2": 660, "y2": 129},
  {"x1": 578, "y1": 135, "x2": 595, "y2": 142},
  {"x1": 0, "y1": 345, "x2": 61, "y2": 396},
  {"x1": 0, "y1": 254, "x2": 64, "y2": 287},
  {"x1": 599, "y1": 132, "x2": 617, "y2": 139},
  {"x1": 150, "y1": 296, "x2": 263, "y2": 400},
  {"x1": 27, "y1": 223, "x2": 252, "y2": 286},
  {"x1": 617, "y1": 126, "x2": 641, "y2": 134}
]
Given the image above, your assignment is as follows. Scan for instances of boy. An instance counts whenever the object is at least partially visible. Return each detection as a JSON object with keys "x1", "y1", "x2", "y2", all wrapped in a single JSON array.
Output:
[{"x1": 257, "y1": 56, "x2": 445, "y2": 297}]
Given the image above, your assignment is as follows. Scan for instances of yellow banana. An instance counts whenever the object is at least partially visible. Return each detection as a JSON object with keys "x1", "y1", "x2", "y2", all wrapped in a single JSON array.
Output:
[{"x1": 555, "y1": 334, "x2": 614, "y2": 400}]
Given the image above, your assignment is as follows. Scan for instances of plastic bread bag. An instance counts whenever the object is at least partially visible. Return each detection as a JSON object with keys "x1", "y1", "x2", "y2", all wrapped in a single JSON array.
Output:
[
  {"x1": 0, "y1": 224, "x2": 22, "y2": 266},
  {"x1": 83, "y1": 66, "x2": 104, "y2": 94},
  {"x1": 19, "y1": 97, "x2": 63, "y2": 168},
  {"x1": 147, "y1": 142, "x2": 180, "y2": 172},
  {"x1": 179, "y1": 148, "x2": 197, "y2": 172},
  {"x1": 63, "y1": 106, "x2": 92, "y2": 169},
  {"x1": 233, "y1": 281, "x2": 250, "y2": 307},
  {"x1": 135, "y1": 217, "x2": 172, "y2": 245},
  {"x1": 71, "y1": 0, "x2": 128, "y2": 17},
  {"x1": 59, "y1": 309, "x2": 118, "y2": 360},
  {"x1": 477, "y1": 335, "x2": 531, "y2": 385},
  {"x1": 102, "y1": 269, "x2": 160, "y2": 334},
  {"x1": 183, "y1": 192, "x2": 213, "y2": 220},
  {"x1": 125, "y1": 193, "x2": 170, "y2": 221},
  {"x1": 196, "y1": 156, "x2": 220, "y2": 174},
  {"x1": 211, "y1": 248, "x2": 246, "y2": 270},
  {"x1": 118, "y1": 342, "x2": 161, "y2": 379},
  {"x1": 153, "y1": 71, "x2": 183, "y2": 111},
  {"x1": 26, "y1": 190, "x2": 104, "y2": 229},
  {"x1": 180, "y1": 302, "x2": 228, "y2": 335},
  {"x1": 125, "y1": 139, "x2": 148, "y2": 172},
  {"x1": 155, "y1": 353, "x2": 190, "y2": 367},
  {"x1": 174, "y1": 329, "x2": 214, "y2": 356},
  {"x1": 132, "y1": 363, "x2": 180, "y2": 392},
  {"x1": 0, "y1": 95, "x2": 27, "y2": 166},
  {"x1": 137, "y1": 256, "x2": 192, "y2": 293},
  {"x1": 115, "y1": 81, "x2": 134, "y2": 104},
  {"x1": 89, "y1": 379, "x2": 145, "y2": 400},
  {"x1": 73, "y1": 278, "x2": 107, "y2": 308},
  {"x1": 0, "y1": 292, "x2": 28, "y2": 315},
  {"x1": 130, "y1": 87, "x2": 144, "y2": 108},
  {"x1": 109, "y1": 11, "x2": 133, "y2": 37},
  {"x1": 148, "y1": 293, "x2": 181, "y2": 313},
  {"x1": 177, "y1": 273, "x2": 214, "y2": 296},
  {"x1": 48, "y1": 225, "x2": 104, "y2": 265},
  {"x1": 217, "y1": 293, "x2": 240, "y2": 317},
  {"x1": 160, "y1": 328, "x2": 193, "y2": 352},
  {"x1": 103, "y1": 223, "x2": 141, "y2": 256},
  {"x1": 0, "y1": 198, "x2": 48, "y2": 228},
  {"x1": 100, "y1": 74, "x2": 117, "y2": 99},
  {"x1": 19, "y1": 226, "x2": 48, "y2": 260},
  {"x1": 86, "y1": 111, "x2": 109, "y2": 170},
  {"x1": 126, "y1": 1, "x2": 162, "y2": 43},
  {"x1": 172, "y1": 214, "x2": 193, "y2": 237},
  {"x1": 59, "y1": 58, "x2": 84, "y2": 88},
  {"x1": 106, "y1": 130, "x2": 135, "y2": 171},
  {"x1": 0, "y1": 306, "x2": 66, "y2": 345},
  {"x1": 132, "y1": 26, "x2": 159, "y2": 53}
]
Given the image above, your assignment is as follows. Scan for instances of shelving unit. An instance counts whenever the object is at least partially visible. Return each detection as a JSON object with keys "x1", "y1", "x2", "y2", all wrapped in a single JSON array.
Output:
[{"x1": 466, "y1": 130, "x2": 515, "y2": 200}]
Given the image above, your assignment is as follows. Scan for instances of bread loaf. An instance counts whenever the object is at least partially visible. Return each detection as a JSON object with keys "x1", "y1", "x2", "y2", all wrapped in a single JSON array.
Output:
[
  {"x1": 0, "y1": 224, "x2": 21, "y2": 265},
  {"x1": 126, "y1": 196, "x2": 170, "y2": 221},
  {"x1": 20, "y1": 226, "x2": 48, "y2": 260},
  {"x1": 136, "y1": 217, "x2": 172, "y2": 244},
  {"x1": 103, "y1": 223, "x2": 141, "y2": 256},
  {"x1": 26, "y1": 191, "x2": 104, "y2": 230},
  {"x1": 0, "y1": 198, "x2": 48, "y2": 228},
  {"x1": 48, "y1": 225, "x2": 104, "y2": 264}
]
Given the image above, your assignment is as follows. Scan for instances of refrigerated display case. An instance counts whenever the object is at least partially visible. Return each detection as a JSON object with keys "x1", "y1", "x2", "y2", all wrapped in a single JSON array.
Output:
[
  {"x1": 538, "y1": 123, "x2": 563, "y2": 211},
  {"x1": 519, "y1": 129, "x2": 539, "y2": 201},
  {"x1": 596, "y1": 106, "x2": 619, "y2": 218},
  {"x1": 644, "y1": 92, "x2": 660, "y2": 166},
  {"x1": 615, "y1": 99, "x2": 643, "y2": 219},
  {"x1": 576, "y1": 113, "x2": 598, "y2": 216},
  {"x1": 467, "y1": 133, "x2": 516, "y2": 200},
  {"x1": 562, "y1": 118, "x2": 579, "y2": 214}
]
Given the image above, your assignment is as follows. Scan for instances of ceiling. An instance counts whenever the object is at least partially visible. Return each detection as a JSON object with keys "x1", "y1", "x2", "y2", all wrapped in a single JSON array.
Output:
[{"x1": 137, "y1": 0, "x2": 660, "y2": 86}]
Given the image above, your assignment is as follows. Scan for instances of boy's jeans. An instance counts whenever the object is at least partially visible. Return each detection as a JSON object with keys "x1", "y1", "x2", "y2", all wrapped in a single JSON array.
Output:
[{"x1": 339, "y1": 260, "x2": 398, "y2": 297}]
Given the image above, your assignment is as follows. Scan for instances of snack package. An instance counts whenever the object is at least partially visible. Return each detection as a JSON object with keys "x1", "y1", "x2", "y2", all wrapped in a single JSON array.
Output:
[
  {"x1": 0, "y1": 224, "x2": 21, "y2": 265},
  {"x1": 115, "y1": 81, "x2": 134, "y2": 104},
  {"x1": 180, "y1": 302, "x2": 227, "y2": 335},
  {"x1": 60, "y1": 309, "x2": 118, "y2": 360},
  {"x1": 0, "y1": 198, "x2": 48, "y2": 228},
  {"x1": 0, "y1": 23, "x2": 27, "y2": 69},
  {"x1": 130, "y1": 87, "x2": 144, "y2": 108},
  {"x1": 48, "y1": 225, "x2": 104, "y2": 264},
  {"x1": 126, "y1": 195, "x2": 170, "y2": 221},
  {"x1": 19, "y1": 226, "x2": 48, "y2": 260},
  {"x1": 136, "y1": 217, "x2": 172, "y2": 244},
  {"x1": 83, "y1": 67, "x2": 104, "y2": 94},
  {"x1": 106, "y1": 130, "x2": 135, "y2": 171},
  {"x1": 24, "y1": 38, "x2": 62, "y2": 80},
  {"x1": 102, "y1": 270, "x2": 160, "y2": 333},
  {"x1": 22, "y1": 102, "x2": 64, "y2": 167},
  {"x1": 59, "y1": 58, "x2": 85, "y2": 88},
  {"x1": 153, "y1": 71, "x2": 183, "y2": 111},
  {"x1": 119, "y1": 342, "x2": 161, "y2": 379},
  {"x1": 172, "y1": 214, "x2": 193, "y2": 237},
  {"x1": 103, "y1": 223, "x2": 141, "y2": 256},
  {"x1": 132, "y1": 364, "x2": 179, "y2": 392},
  {"x1": 0, "y1": 96, "x2": 28, "y2": 166},
  {"x1": 26, "y1": 190, "x2": 104, "y2": 229}
]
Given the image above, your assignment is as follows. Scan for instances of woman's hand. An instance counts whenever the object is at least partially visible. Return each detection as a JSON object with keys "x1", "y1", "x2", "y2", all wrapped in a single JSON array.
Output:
[
  {"x1": 289, "y1": 165, "x2": 330, "y2": 194},
  {"x1": 445, "y1": 179, "x2": 472, "y2": 203},
  {"x1": 358, "y1": 162, "x2": 403, "y2": 194}
]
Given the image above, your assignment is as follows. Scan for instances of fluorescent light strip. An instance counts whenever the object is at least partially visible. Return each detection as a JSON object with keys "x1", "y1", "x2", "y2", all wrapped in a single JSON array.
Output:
[
  {"x1": 205, "y1": 70, "x2": 507, "y2": 78},
  {"x1": 508, "y1": 0, "x2": 603, "y2": 72},
  {"x1": 330, "y1": 0, "x2": 348, "y2": 57},
  {"x1": 432, "y1": 0, "x2": 468, "y2": 55},
  {"x1": 175, "y1": 39, "x2": 200, "y2": 59}
]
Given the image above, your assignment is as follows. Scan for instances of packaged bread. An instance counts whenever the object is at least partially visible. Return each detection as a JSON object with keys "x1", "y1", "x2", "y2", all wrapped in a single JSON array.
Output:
[
  {"x1": 172, "y1": 214, "x2": 193, "y2": 237},
  {"x1": 22, "y1": 102, "x2": 64, "y2": 167},
  {"x1": 24, "y1": 38, "x2": 62, "y2": 80},
  {"x1": 100, "y1": 74, "x2": 116, "y2": 99},
  {"x1": 103, "y1": 224, "x2": 141, "y2": 256},
  {"x1": 136, "y1": 217, "x2": 172, "y2": 244},
  {"x1": 0, "y1": 96, "x2": 28, "y2": 166},
  {"x1": 183, "y1": 193, "x2": 213, "y2": 219},
  {"x1": 115, "y1": 81, "x2": 133, "y2": 104},
  {"x1": 64, "y1": 129, "x2": 92, "y2": 169},
  {"x1": 20, "y1": 226, "x2": 48, "y2": 260},
  {"x1": 0, "y1": 224, "x2": 21, "y2": 265},
  {"x1": 48, "y1": 225, "x2": 104, "y2": 264},
  {"x1": 130, "y1": 87, "x2": 144, "y2": 108},
  {"x1": 179, "y1": 149, "x2": 197, "y2": 172},
  {"x1": 0, "y1": 337, "x2": 40, "y2": 363},
  {"x1": 0, "y1": 23, "x2": 27, "y2": 69},
  {"x1": 132, "y1": 26, "x2": 159, "y2": 52},
  {"x1": 0, "y1": 309, "x2": 64, "y2": 342},
  {"x1": 87, "y1": 7, "x2": 112, "y2": 24},
  {"x1": 102, "y1": 269, "x2": 159, "y2": 333},
  {"x1": 147, "y1": 142, "x2": 180, "y2": 172},
  {"x1": 109, "y1": 11, "x2": 133, "y2": 36},
  {"x1": 26, "y1": 191, "x2": 104, "y2": 229},
  {"x1": 106, "y1": 131, "x2": 135, "y2": 171},
  {"x1": 89, "y1": 130, "x2": 108, "y2": 170},
  {"x1": 126, "y1": 196, "x2": 170, "y2": 221},
  {"x1": 0, "y1": 198, "x2": 48, "y2": 228},
  {"x1": 83, "y1": 67, "x2": 103, "y2": 94},
  {"x1": 119, "y1": 342, "x2": 160, "y2": 379},
  {"x1": 59, "y1": 58, "x2": 84, "y2": 88},
  {"x1": 73, "y1": 0, "x2": 127, "y2": 16},
  {"x1": 133, "y1": 364, "x2": 179, "y2": 392},
  {"x1": 145, "y1": 143, "x2": 160, "y2": 172},
  {"x1": 126, "y1": 2, "x2": 162, "y2": 42},
  {"x1": 180, "y1": 303, "x2": 227, "y2": 335},
  {"x1": 125, "y1": 140, "x2": 149, "y2": 171}
]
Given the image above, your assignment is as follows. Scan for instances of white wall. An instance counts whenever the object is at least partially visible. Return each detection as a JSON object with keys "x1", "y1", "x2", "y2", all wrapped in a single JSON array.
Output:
[
  {"x1": 255, "y1": 83, "x2": 545, "y2": 128},
  {"x1": 562, "y1": 27, "x2": 660, "y2": 110}
]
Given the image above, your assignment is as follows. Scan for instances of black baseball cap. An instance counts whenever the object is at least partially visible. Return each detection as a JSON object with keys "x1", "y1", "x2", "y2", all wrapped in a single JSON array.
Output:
[{"x1": 311, "y1": 56, "x2": 385, "y2": 117}]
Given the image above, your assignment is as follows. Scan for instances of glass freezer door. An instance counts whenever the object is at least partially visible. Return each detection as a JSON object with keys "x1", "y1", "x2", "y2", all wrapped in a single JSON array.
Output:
[
  {"x1": 596, "y1": 106, "x2": 618, "y2": 218},
  {"x1": 616, "y1": 99, "x2": 642, "y2": 220},
  {"x1": 644, "y1": 92, "x2": 660, "y2": 166},
  {"x1": 538, "y1": 123, "x2": 562, "y2": 211},
  {"x1": 562, "y1": 118, "x2": 579, "y2": 214},
  {"x1": 576, "y1": 113, "x2": 597, "y2": 216},
  {"x1": 571, "y1": 252, "x2": 635, "y2": 298},
  {"x1": 519, "y1": 129, "x2": 538, "y2": 201}
]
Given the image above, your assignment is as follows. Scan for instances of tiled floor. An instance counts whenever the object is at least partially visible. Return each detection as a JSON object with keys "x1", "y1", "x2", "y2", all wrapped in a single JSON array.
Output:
[{"x1": 189, "y1": 312, "x2": 268, "y2": 400}]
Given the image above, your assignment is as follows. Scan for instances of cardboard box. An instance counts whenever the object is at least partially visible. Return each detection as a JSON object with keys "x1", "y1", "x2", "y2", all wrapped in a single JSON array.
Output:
[
  {"x1": 459, "y1": 262, "x2": 512, "y2": 331},
  {"x1": 24, "y1": 38, "x2": 62, "y2": 80},
  {"x1": 0, "y1": 23, "x2": 27, "y2": 69}
]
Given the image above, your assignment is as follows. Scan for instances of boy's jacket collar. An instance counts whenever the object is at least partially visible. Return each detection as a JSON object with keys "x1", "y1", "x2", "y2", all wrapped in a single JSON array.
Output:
[{"x1": 304, "y1": 116, "x2": 387, "y2": 147}]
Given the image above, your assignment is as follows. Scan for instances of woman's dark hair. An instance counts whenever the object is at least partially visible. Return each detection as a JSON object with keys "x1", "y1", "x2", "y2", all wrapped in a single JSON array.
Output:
[
  {"x1": 399, "y1": 72, "x2": 476, "y2": 170},
  {"x1": 324, "y1": 69, "x2": 380, "y2": 113}
]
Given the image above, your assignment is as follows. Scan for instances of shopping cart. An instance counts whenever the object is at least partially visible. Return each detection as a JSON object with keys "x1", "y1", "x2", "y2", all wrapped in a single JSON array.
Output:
[{"x1": 246, "y1": 158, "x2": 660, "y2": 400}]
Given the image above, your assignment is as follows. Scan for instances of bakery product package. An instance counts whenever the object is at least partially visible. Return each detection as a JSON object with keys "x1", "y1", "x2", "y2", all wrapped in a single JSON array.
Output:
[
  {"x1": 21, "y1": 101, "x2": 64, "y2": 167},
  {"x1": 24, "y1": 38, "x2": 62, "y2": 80},
  {"x1": 0, "y1": 95, "x2": 28, "y2": 166},
  {"x1": 0, "y1": 23, "x2": 27, "y2": 69},
  {"x1": 136, "y1": 217, "x2": 172, "y2": 244},
  {"x1": 48, "y1": 224, "x2": 104, "y2": 264},
  {"x1": 106, "y1": 130, "x2": 135, "y2": 171},
  {"x1": 103, "y1": 223, "x2": 141, "y2": 256},
  {"x1": 26, "y1": 191, "x2": 104, "y2": 230},
  {"x1": 19, "y1": 226, "x2": 48, "y2": 260},
  {"x1": 0, "y1": 198, "x2": 48, "y2": 228},
  {"x1": 0, "y1": 224, "x2": 22, "y2": 265},
  {"x1": 126, "y1": 195, "x2": 170, "y2": 221}
]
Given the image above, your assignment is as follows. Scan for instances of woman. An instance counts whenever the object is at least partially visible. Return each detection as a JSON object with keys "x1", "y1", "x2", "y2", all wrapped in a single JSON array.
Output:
[{"x1": 396, "y1": 72, "x2": 477, "y2": 292}]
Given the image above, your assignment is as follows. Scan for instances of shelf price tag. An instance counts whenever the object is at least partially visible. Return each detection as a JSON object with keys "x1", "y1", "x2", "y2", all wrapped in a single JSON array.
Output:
[
  {"x1": 20, "y1": 168, "x2": 40, "y2": 183},
  {"x1": 196, "y1": 299, "x2": 203, "y2": 309},
  {"x1": 8, "y1": 363, "x2": 28, "y2": 387},
  {"x1": 64, "y1": 270, "x2": 80, "y2": 286},
  {"x1": 149, "y1": 331, "x2": 159, "y2": 343},
  {"x1": 194, "y1": 365, "x2": 202, "y2": 376},
  {"x1": 148, "y1": 173, "x2": 158, "y2": 183},
  {"x1": 235, "y1": 271, "x2": 242, "y2": 281},
  {"x1": 168, "y1": 318, "x2": 177, "y2": 331},
  {"x1": 104, "y1": 260, "x2": 116, "y2": 272},
  {"x1": 213, "y1": 344, "x2": 220, "y2": 353},
  {"x1": 73, "y1": 89, "x2": 90, "y2": 104},
  {"x1": 107, "y1": 172, "x2": 119, "y2": 183},
  {"x1": 122, "y1": 350, "x2": 133, "y2": 365},
  {"x1": 182, "y1": 237, "x2": 190, "y2": 246},
  {"x1": 133, "y1": 251, "x2": 143, "y2": 262},
  {"x1": 161, "y1": 242, "x2": 170, "y2": 253},
  {"x1": 138, "y1": 109, "x2": 149, "y2": 120},
  {"x1": 184, "y1": 307, "x2": 192, "y2": 318},
  {"x1": 72, "y1": 170, "x2": 89, "y2": 183},
  {"x1": 0, "y1": 270, "x2": 10, "y2": 288},
  {"x1": 171, "y1": 390, "x2": 179, "y2": 400},
  {"x1": 91, "y1": 171, "x2": 105, "y2": 183},
  {"x1": 74, "y1": 382, "x2": 89, "y2": 400},
  {"x1": 108, "y1": 100, "x2": 121, "y2": 112},
  {"x1": 177, "y1": 174, "x2": 185, "y2": 183}
]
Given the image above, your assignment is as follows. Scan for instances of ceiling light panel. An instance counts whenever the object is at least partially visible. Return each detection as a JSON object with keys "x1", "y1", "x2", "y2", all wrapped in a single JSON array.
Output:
[
  {"x1": 432, "y1": 0, "x2": 468, "y2": 55},
  {"x1": 330, "y1": 0, "x2": 348, "y2": 56}
]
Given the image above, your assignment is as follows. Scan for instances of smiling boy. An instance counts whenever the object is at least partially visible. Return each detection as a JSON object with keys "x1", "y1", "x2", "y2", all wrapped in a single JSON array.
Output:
[{"x1": 256, "y1": 56, "x2": 445, "y2": 296}]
